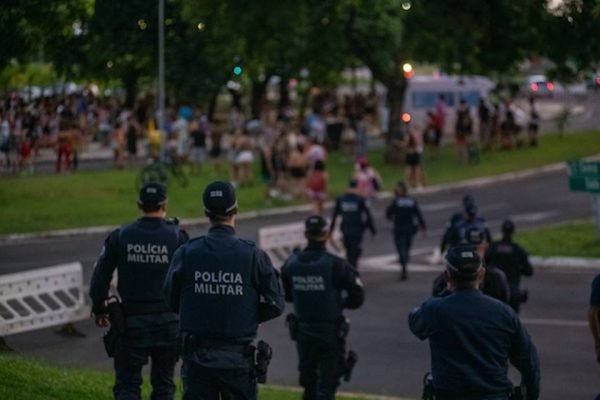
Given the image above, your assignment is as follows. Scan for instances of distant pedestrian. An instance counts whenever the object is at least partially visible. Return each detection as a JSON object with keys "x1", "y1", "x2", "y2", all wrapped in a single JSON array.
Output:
[
  {"x1": 56, "y1": 118, "x2": 73, "y2": 173},
  {"x1": 404, "y1": 125, "x2": 425, "y2": 189},
  {"x1": 330, "y1": 179, "x2": 376, "y2": 268},
  {"x1": 353, "y1": 157, "x2": 382, "y2": 200},
  {"x1": 478, "y1": 98, "x2": 491, "y2": 150},
  {"x1": 189, "y1": 118, "x2": 208, "y2": 175},
  {"x1": 454, "y1": 99, "x2": 472, "y2": 163},
  {"x1": 485, "y1": 220, "x2": 534, "y2": 313},
  {"x1": 528, "y1": 97, "x2": 540, "y2": 147},
  {"x1": 126, "y1": 115, "x2": 138, "y2": 165},
  {"x1": 305, "y1": 160, "x2": 328, "y2": 215},
  {"x1": 112, "y1": 121, "x2": 125, "y2": 169},
  {"x1": 385, "y1": 181, "x2": 426, "y2": 281}
]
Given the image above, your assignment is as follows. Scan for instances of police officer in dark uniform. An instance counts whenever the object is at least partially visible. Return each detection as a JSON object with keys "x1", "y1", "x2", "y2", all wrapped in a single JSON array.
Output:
[
  {"x1": 385, "y1": 181, "x2": 427, "y2": 281},
  {"x1": 410, "y1": 244, "x2": 540, "y2": 400},
  {"x1": 485, "y1": 220, "x2": 534, "y2": 313},
  {"x1": 433, "y1": 227, "x2": 509, "y2": 304},
  {"x1": 440, "y1": 196, "x2": 492, "y2": 255},
  {"x1": 439, "y1": 194, "x2": 474, "y2": 255},
  {"x1": 162, "y1": 181, "x2": 285, "y2": 400},
  {"x1": 330, "y1": 179, "x2": 376, "y2": 268},
  {"x1": 281, "y1": 215, "x2": 365, "y2": 400},
  {"x1": 90, "y1": 182, "x2": 189, "y2": 400}
]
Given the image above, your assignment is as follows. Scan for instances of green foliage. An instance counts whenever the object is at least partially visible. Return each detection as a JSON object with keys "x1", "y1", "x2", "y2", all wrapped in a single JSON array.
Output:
[
  {"x1": 1, "y1": 130, "x2": 600, "y2": 235},
  {"x1": 0, "y1": 354, "x2": 374, "y2": 400},
  {"x1": 517, "y1": 220, "x2": 600, "y2": 258}
]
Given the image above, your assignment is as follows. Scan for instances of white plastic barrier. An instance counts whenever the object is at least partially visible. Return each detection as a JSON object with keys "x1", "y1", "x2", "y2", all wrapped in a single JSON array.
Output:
[
  {"x1": 0, "y1": 262, "x2": 90, "y2": 336},
  {"x1": 258, "y1": 221, "x2": 344, "y2": 268}
]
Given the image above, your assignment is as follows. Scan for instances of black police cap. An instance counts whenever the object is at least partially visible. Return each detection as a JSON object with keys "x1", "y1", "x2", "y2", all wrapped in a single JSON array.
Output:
[
  {"x1": 465, "y1": 203, "x2": 478, "y2": 216},
  {"x1": 462, "y1": 194, "x2": 475, "y2": 209},
  {"x1": 305, "y1": 215, "x2": 328, "y2": 235},
  {"x1": 203, "y1": 181, "x2": 238, "y2": 215},
  {"x1": 445, "y1": 244, "x2": 482, "y2": 277},
  {"x1": 138, "y1": 182, "x2": 167, "y2": 207},
  {"x1": 464, "y1": 226, "x2": 485, "y2": 245},
  {"x1": 502, "y1": 219, "x2": 515, "y2": 234}
]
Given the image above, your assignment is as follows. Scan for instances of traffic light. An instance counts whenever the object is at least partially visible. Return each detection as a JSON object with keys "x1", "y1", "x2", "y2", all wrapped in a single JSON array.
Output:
[{"x1": 233, "y1": 66, "x2": 243, "y2": 76}]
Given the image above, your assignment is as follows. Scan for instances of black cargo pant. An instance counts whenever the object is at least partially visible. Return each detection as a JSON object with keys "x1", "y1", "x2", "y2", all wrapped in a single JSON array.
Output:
[
  {"x1": 342, "y1": 232, "x2": 363, "y2": 268},
  {"x1": 113, "y1": 323, "x2": 178, "y2": 400},
  {"x1": 296, "y1": 327, "x2": 344, "y2": 400},
  {"x1": 393, "y1": 231, "x2": 414, "y2": 277},
  {"x1": 182, "y1": 362, "x2": 256, "y2": 400}
]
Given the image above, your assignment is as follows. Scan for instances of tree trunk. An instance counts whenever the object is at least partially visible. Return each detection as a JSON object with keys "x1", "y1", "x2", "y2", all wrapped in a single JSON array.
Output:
[
  {"x1": 207, "y1": 90, "x2": 219, "y2": 123},
  {"x1": 123, "y1": 75, "x2": 138, "y2": 108},
  {"x1": 278, "y1": 77, "x2": 291, "y2": 115},
  {"x1": 384, "y1": 80, "x2": 407, "y2": 163},
  {"x1": 250, "y1": 78, "x2": 269, "y2": 120},
  {"x1": 297, "y1": 85, "x2": 311, "y2": 124},
  {"x1": 228, "y1": 89, "x2": 242, "y2": 111}
]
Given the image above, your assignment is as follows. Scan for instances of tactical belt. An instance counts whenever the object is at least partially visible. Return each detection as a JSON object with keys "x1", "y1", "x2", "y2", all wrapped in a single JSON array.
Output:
[
  {"x1": 434, "y1": 388, "x2": 510, "y2": 400},
  {"x1": 121, "y1": 301, "x2": 172, "y2": 316},
  {"x1": 186, "y1": 336, "x2": 252, "y2": 355}
]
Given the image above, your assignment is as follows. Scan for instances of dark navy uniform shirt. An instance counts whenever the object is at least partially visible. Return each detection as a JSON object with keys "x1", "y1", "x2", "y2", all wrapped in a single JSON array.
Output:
[
  {"x1": 89, "y1": 217, "x2": 189, "y2": 329},
  {"x1": 385, "y1": 195, "x2": 426, "y2": 235},
  {"x1": 330, "y1": 192, "x2": 376, "y2": 236},
  {"x1": 162, "y1": 224, "x2": 285, "y2": 367},
  {"x1": 486, "y1": 239, "x2": 533, "y2": 287},
  {"x1": 281, "y1": 241, "x2": 364, "y2": 323},
  {"x1": 409, "y1": 289, "x2": 540, "y2": 398},
  {"x1": 441, "y1": 215, "x2": 491, "y2": 252},
  {"x1": 591, "y1": 273, "x2": 600, "y2": 308}
]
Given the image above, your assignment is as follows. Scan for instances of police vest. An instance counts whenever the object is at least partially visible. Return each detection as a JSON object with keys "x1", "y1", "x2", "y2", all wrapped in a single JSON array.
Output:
[
  {"x1": 117, "y1": 219, "x2": 180, "y2": 304},
  {"x1": 391, "y1": 196, "x2": 418, "y2": 233},
  {"x1": 286, "y1": 250, "x2": 344, "y2": 323},
  {"x1": 488, "y1": 241, "x2": 522, "y2": 285},
  {"x1": 338, "y1": 194, "x2": 365, "y2": 234},
  {"x1": 178, "y1": 235, "x2": 261, "y2": 339}
]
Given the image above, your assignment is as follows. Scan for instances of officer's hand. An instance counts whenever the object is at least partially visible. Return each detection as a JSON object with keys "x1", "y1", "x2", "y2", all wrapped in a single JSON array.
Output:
[{"x1": 95, "y1": 314, "x2": 110, "y2": 328}]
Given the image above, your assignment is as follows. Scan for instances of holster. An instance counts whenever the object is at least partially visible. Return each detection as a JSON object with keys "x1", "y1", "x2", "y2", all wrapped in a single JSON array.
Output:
[
  {"x1": 285, "y1": 313, "x2": 299, "y2": 341},
  {"x1": 102, "y1": 297, "x2": 125, "y2": 358},
  {"x1": 253, "y1": 340, "x2": 272, "y2": 384},
  {"x1": 341, "y1": 349, "x2": 358, "y2": 382}
]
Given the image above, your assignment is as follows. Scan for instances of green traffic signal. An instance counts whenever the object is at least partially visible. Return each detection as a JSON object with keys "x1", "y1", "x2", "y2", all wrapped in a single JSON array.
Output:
[{"x1": 233, "y1": 66, "x2": 243, "y2": 76}]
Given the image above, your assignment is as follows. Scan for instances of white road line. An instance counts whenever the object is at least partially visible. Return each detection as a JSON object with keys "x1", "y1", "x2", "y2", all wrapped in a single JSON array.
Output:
[
  {"x1": 421, "y1": 201, "x2": 458, "y2": 212},
  {"x1": 521, "y1": 318, "x2": 588, "y2": 328},
  {"x1": 510, "y1": 211, "x2": 557, "y2": 223}
]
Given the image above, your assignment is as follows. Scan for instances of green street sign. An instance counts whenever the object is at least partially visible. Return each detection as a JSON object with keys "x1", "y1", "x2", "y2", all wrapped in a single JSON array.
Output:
[
  {"x1": 569, "y1": 176, "x2": 600, "y2": 193},
  {"x1": 567, "y1": 160, "x2": 600, "y2": 193},
  {"x1": 567, "y1": 160, "x2": 600, "y2": 177}
]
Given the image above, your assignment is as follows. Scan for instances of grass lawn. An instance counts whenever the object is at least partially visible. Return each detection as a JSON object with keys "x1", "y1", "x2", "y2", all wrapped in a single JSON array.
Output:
[
  {"x1": 0, "y1": 130, "x2": 599, "y2": 235},
  {"x1": 516, "y1": 219, "x2": 600, "y2": 258},
  {"x1": 0, "y1": 354, "x2": 381, "y2": 400}
]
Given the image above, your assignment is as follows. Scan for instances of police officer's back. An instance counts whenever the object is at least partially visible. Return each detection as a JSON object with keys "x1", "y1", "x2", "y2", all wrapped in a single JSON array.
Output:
[
  {"x1": 410, "y1": 245, "x2": 540, "y2": 400},
  {"x1": 485, "y1": 220, "x2": 534, "y2": 313},
  {"x1": 163, "y1": 181, "x2": 285, "y2": 400},
  {"x1": 441, "y1": 197, "x2": 491, "y2": 255},
  {"x1": 89, "y1": 182, "x2": 189, "y2": 400},
  {"x1": 330, "y1": 179, "x2": 376, "y2": 268},
  {"x1": 281, "y1": 215, "x2": 365, "y2": 400}
]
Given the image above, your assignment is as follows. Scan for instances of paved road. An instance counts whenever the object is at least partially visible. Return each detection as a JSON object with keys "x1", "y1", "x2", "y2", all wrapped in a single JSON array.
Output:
[{"x1": 1, "y1": 168, "x2": 599, "y2": 399}]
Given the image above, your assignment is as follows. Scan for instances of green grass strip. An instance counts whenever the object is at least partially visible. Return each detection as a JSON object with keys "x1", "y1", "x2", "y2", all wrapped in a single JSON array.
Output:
[
  {"x1": 0, "y1": 130, "x2": 598, "y2": 234},
  {"x1": 516, "y1": 219, "x2": 600, "y2": 258}
]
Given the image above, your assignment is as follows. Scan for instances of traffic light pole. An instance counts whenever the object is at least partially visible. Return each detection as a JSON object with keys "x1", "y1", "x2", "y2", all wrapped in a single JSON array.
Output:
[{"x1": 158, "y1": 0, "x2": 166, "y2": 139}]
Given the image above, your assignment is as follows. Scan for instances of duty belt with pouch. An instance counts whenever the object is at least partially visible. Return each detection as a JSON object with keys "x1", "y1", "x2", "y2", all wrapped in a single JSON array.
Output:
[{"x1": 177, "y1": 333, "x2": 273, "y2": 384}]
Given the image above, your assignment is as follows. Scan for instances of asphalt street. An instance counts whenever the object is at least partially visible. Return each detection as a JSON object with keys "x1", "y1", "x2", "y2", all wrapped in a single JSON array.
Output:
[{"x1": 1, "y1": 168, "x2": 599, "y2": 399}]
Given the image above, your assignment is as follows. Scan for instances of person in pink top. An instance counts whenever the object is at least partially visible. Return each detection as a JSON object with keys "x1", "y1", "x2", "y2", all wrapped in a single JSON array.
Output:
[{"x1": 353, "y1": 156, "x2": 382, "y2": 200}]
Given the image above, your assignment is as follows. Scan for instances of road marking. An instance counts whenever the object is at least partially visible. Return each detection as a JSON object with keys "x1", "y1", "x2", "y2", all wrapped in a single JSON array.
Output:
[
  {"x1": 510, "y1": 211, "x2": 556, "y2": 223},
  {"x1": 521, "y1": 318, "x2": 588, "y2": 328},
  {"x1": 421, "y1": 201, "x2": 458, "y2": 212}
]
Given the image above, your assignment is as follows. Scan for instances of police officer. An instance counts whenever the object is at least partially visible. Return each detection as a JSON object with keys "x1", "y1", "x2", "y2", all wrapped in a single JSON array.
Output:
[
  {"x1": 89, "y1": 182, "x2": 189, "y2": 400},
  {"x1": 410, "y1": 244, "x2": 540, "y2": 400},
  {"x1": 440, "y1": 195, "x2": 491, "y2": 255},
  {"x1": 330, "y1": 178, "x2": 376, "y2": 268},
  {"x1": 439, "y1": 194, "x2": 474, "y2": 255},
  {"x1": 281, "y1": 215, "x2": 365, "y2": 400},
  {"x1": 485, "y1": 220, "x2": 534, "y2": 313},
  {"x1": 162, "y1": 181, "x2": 285, "y2": 400},
  {"x1": 433, "y1": 227, "x2": 509, "y2": 303},
  {"x1": 385, "y1": 181, "x2": 427, "y2": 281}
]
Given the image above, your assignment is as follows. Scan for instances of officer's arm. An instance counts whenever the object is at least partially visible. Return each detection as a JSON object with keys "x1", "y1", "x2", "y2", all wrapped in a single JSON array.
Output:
[
  {"x1": 589, "y1": 306, "x2": 600, "y2": 363},
  {"x1": 408, "y1": 300, "x2": 436, "y2": 340},
  {"x1": 519, "y1": 246, "x2": 534, "y2": 277},
  {"x1": 362, "y1": 199, "x2": 376, "y2": 235},
  {"x1": 414, "y1": 202, "x2": 427, "y2": 231},
  {"x1": 89, "y1": 230, "x2": 119, "y2": 315},
  {"x1": 178, "y1": 229, "x2": 190, "y2": 246},
  {"x1": 509, "y1": 318, "x2": 541, "y2": 400},
  {"x1": 329, "y1": 198, "x2": 340, "y2": 233},
  {"x1": 440, "y1": 226, "x2": 453, "y2": 253},
  {"x1": 163, "y1": 246, "x2": 185, "y2": 313},
  {"x1": 335, "y1": 259, "x2": 365, "y2": 309},
  {"x1": 256, "y1": 249, "x2": 285, "y2": 323},
  {"x1": 497, "y1": 269, "x2": 511, "y2": 304},
  {"x1": 280, "y1": 264, "x2": 294, "y2": 303}
]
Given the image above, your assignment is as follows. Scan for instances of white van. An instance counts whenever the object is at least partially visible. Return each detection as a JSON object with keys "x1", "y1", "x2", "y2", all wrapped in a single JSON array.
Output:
[{"x1": 379, "y1": 75, "x2": 495, "y2": 134}]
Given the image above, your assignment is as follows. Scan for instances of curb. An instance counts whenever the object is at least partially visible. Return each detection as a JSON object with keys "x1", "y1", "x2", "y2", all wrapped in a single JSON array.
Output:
[{"x1": 530, "y1": 256, "x2": 600, "y2": 271}]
